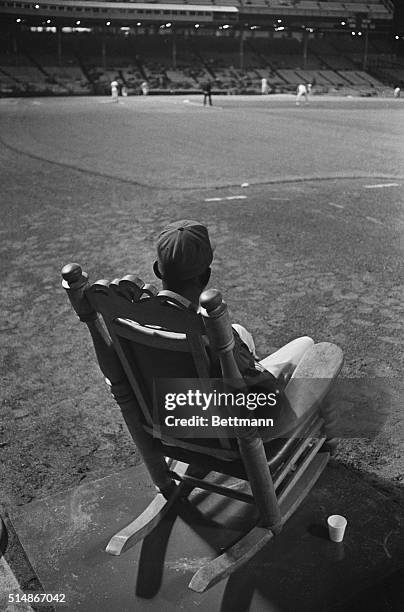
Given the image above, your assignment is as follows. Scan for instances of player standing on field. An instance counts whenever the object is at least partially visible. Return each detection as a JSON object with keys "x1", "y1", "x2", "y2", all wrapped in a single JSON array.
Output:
[
  {"x1": 296, "y1": 83, "x2": 308, "y2": 106},
  {"x1": 202, "y1": 81, "x2": 213, "y2": 106},
  {"x1": 110, "y1": 79, "x2": 119, "y2": 103}
]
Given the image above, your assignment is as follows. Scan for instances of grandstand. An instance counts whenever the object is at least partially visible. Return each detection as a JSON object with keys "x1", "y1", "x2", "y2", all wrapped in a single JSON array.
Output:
[{"x1": 0, "y1": 0, "x2": 402, "y2": 96}]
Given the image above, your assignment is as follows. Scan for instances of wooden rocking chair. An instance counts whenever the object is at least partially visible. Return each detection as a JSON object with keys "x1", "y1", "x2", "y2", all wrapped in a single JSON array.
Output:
[{"x1": 61, "y1": 263, "x2": 343, "y2": 593}]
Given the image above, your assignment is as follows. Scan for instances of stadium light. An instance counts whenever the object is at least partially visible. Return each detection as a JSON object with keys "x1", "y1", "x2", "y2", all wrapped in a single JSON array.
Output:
[
  {"x1": 136, "y1": 22, "x2": 141, "y2": 26},
  {"x1": 166, "y1": 22, "x2": 171, "y2": 27},
  {"x1": 395, "y1": 35, "x2": 399, "y2": 40},
  {"x1": 76, "y1": 20, "x2": 80, "y2": 25},
  {"x1": 358, "y1": 31, "x2": 362, "y2": 36},
  {"x1": 352, "y1": 31, "x2": 356, "y2": 36},
  {"x1": 341, "y1": 21, "x2": 346, "y2": 26},
  {"x1": 194, "y1": 24, "x2": 200, "y2": 29},
  {"x1": 16, "y1": 18, "x2": 21, "y2": 22},
  {"x1": 222, "y1": 24, "x2": 230, "y2": 30},
  {"x1": 34, "y1": 4, "x2": 39, "y2": 8},
  {"x1": 277, "y1": 19, "x2": 282, "y2": 23},
  {"x1": 106, "y1": 21, "x2": 111, "y2": 26},
  {"x1": 46, "y1": 19, "x2": 51, "y2": 24}
]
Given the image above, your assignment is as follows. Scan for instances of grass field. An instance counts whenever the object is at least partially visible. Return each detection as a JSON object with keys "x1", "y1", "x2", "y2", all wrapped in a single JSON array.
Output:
[{"x1": 0, "y1": 93, "x2": 403, "y2": 514}]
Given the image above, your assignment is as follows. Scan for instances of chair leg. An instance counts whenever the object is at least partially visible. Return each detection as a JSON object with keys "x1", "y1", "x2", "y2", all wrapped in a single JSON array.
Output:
[
  {"x1": 237, "y1": 435, "x2": 282, "y2": 533},
  {"x1": 188, "y1": 525, "x2": 274, "y2": 593},
  {"x1": 105, "y1": 461, "x2": 195, "y2": 556},
  {"x1": 106, "y1": 491, "x2": 177, "y2": 556}
]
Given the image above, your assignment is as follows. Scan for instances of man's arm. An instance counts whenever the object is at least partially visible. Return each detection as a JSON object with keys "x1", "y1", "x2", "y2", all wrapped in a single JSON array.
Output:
[{"x1": 232, "y1": 329, "x2": 256, "y2": 375}]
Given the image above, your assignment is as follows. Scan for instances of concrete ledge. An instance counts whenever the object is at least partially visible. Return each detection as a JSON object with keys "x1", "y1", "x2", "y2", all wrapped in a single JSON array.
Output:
[{"x1": 6, "y1": 462, "x2": 403, "y2": 612}]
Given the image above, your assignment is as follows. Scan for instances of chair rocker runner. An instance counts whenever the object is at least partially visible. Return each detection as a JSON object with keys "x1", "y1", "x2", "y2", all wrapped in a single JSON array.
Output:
[{"x1": 62, "y1": 262, "x2": 343, "y2": 593}]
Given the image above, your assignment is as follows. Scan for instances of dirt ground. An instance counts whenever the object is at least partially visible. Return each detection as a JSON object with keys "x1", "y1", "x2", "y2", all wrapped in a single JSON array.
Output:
[{"x1": 0, "y1": 95, "x2": 403, "y2": 523}]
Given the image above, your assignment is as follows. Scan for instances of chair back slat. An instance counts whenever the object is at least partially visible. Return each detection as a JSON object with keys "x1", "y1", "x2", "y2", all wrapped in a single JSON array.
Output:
[
  {"x1": 84, "y1": 278, "x2": 213, "y2": 432},
  {"x1": 114, "y1": 318, "x2": 191, "y2": 351}
]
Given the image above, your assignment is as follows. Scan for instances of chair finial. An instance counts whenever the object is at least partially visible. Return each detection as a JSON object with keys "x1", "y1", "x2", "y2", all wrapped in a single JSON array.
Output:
[
  {"x1": 61, "y1": 263, "x2": 83, "y2": 286},
  {"x1": 199, "y1": 289, "x2": 222, "y2": 313},
  {"x1": 61, "y1": 263, "x2": 96, "y2": 322}
]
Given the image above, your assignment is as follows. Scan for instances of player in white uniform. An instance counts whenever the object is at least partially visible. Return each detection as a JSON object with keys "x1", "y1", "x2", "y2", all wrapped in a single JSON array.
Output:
[
  {"x1": 296, "y1": 83, "x2": 308, "y2": 106},
  {"x1": 393, "y1": 86, "x2": 401, "y2": 98},
  {"x1": 110, "y1": 80, "x2": 119, "y2": 102},
  {"x1": 261, "y1": 78, "x2": 269, "y2": 95}
]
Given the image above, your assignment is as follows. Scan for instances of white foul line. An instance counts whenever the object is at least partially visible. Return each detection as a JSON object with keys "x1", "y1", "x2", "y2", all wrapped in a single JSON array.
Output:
[
  {"x1": 366, "y1": 216, "x2": 384, "y2": 225},
  {"x1": 328, "y1": 202, "x2": 345, "y2": 209},
  {"x1": 363, "y1": 183, "x2": 400, "y2": 189},
  {"x1": 204, "y1": 195, "x2": 247, "y2": 202}
]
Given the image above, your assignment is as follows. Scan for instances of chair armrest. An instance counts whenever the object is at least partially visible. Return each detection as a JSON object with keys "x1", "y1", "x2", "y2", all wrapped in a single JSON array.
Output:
[{"x1": 284, "y1": 342, "x2": 344, "y2": 419}]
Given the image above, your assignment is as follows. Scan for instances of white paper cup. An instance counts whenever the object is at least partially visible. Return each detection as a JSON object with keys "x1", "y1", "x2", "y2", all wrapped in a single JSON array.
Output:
[{"x1": 327, "y1": 515, "x2": 347, "y2": 542}]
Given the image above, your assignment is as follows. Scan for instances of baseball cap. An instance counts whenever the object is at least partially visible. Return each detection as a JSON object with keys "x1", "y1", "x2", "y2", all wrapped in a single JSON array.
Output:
[{"x1": 154, "y1": 220, "x2": 213, "y2": 281}]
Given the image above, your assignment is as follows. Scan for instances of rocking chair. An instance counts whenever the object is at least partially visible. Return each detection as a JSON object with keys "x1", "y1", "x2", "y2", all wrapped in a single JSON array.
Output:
[{"x1": 61, "y1": 263, "x2": 343, "y2": 593}]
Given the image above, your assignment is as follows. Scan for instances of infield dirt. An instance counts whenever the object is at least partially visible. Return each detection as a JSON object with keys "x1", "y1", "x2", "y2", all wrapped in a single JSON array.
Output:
[{"x1": 1, "y1": 95, "x2": 403, "y2": 513}]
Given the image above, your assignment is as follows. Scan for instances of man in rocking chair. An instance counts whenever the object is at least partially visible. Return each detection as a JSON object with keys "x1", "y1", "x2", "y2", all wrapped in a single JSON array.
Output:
[{"x1": 153, "y1": 219, "x2": 314, "y2": 382}]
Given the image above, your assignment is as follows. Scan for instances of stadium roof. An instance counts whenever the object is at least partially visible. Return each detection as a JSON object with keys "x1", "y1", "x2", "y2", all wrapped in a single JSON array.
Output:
[{"x1": 0, "y1": 0, "x2": 394, "y2": 27}]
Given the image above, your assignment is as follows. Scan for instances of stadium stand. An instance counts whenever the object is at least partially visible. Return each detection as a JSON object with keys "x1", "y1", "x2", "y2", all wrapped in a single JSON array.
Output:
[
  {"x1": 0, "y1": 67, "x2": 23, "y2": 95},
  {"x1": 0, "y1": 0, "x2": 398, "y2": 96}
]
